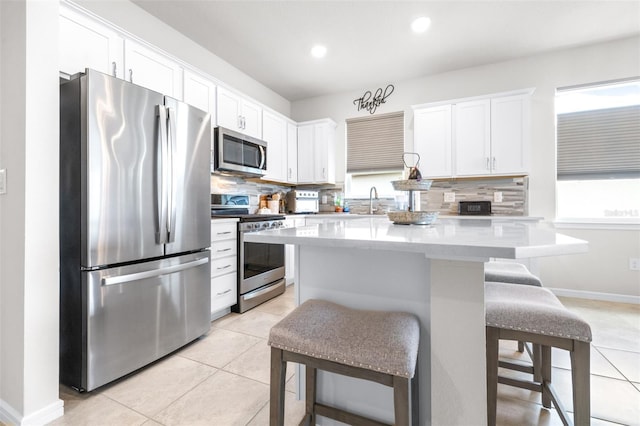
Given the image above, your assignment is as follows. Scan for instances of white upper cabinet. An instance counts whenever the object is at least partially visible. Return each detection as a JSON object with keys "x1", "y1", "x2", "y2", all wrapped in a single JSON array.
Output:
[
  {"x1": 413, "y1": 90, "x2": 532, "y2": 178},
  {"x1": 297, "y1": 119, "x2": 336, "y2": 184},
  {"x1": 454, "y1": 99, "x2": 492, "y2": 176},
  {"x1": 286, "y1": 122, "x2": 298, "y2": 183},
  {"x1": 59, "y1": 6, "x2": 124, "y2": 78},
  {"x1": 490, "y1": 94, "x2": 530, "y2": 175},
  {"x1": 413, "y1": 105, "x2": 453, "y2": 178},
  {"x1": 217, "y1": 86, "x2": 262, "y2": 139},
  {"x1": 183, "y1": 69, "x2": 216, "y2": 115},
  {"x1": 262, "y1": 110, "x2": 288, "y2": 183},
  {"x1": 123, "y1": 39, "x2": 183, "y2": 99}
]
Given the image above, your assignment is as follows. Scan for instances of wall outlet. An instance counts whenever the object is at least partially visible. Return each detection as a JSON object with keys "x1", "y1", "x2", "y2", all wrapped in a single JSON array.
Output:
[
  {"x1": 493, "y1": 191, "x2": 503, "y2": 203},
  {"x1": 630, "y1": 258, "x2": 640, "y2": 271},
  {"x1": 444, "y1": 192, "x2": 455, "y2": 203},
  {"x1": 0, "y1": 169, "x2": 6, "y2": 195}
]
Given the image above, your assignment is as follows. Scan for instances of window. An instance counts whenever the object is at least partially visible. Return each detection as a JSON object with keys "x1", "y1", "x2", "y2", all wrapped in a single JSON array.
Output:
[
  {"x1": 556, "y1": 79, "x2": 640, "y2": 223},
  {"x1": 345, "y1": 111, "x2": 404, "y2": 198}
]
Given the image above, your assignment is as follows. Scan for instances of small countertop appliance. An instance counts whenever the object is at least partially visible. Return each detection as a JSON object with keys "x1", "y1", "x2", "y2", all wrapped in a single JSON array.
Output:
[{"x1": 286, "y1": 190, "x2": 319, "y2": 214}]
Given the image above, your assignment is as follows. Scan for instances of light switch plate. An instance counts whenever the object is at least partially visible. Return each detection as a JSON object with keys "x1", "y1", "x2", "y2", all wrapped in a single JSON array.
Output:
[
  {"x1": 444, "y1": 192, "x2": 455, "y2": 203},
  {"x1": 493, "y1": 192, "x2": 503, "y2": 203},
  {"x1": 0, "y1": 169, "x2": 6, "y2": 194}
]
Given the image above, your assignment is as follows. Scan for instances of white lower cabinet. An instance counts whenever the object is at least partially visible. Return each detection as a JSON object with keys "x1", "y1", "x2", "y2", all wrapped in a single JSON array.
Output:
[{"x1": 210, "y1": 219, "x2": 238, "y2": 317}]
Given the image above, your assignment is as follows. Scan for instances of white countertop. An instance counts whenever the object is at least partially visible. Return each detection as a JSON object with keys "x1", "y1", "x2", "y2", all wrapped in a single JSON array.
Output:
[{"x1": 245, "y1": 216, "x2": 587, "y2": 261}]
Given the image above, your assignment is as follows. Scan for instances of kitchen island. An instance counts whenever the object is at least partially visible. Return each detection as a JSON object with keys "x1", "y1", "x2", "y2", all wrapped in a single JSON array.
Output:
[{"x1": 245, "y1": 217, "x2": 588, "y2": 425}]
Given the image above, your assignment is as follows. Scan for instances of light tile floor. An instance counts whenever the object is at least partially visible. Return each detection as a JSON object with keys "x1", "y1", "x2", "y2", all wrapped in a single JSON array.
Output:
[{"x1": 47, "y1": 287, "x2": 640, "y2": 425}]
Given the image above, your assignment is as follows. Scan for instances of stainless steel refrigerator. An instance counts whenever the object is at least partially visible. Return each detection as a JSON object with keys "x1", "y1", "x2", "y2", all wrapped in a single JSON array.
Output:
[{"x1": 59, "y1": 69, "x2": 211, "y2": 392}]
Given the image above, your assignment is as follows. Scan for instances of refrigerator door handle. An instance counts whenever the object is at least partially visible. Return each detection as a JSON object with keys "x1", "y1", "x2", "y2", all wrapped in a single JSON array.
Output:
[
  {"x1": 101, "y1": 257, "x2": 209, "y2": 286},
  {"x1": 156, "y1": 105, "x2": 169, "y2": 244},
  {"x1": 167, "y1": 107, "x2": 177, "y2": 243}
]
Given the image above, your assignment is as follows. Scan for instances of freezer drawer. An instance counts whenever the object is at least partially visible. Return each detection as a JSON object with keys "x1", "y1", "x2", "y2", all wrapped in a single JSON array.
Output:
[{"x1": 63, "y1": 252, "x2": 211, "y2": 392}]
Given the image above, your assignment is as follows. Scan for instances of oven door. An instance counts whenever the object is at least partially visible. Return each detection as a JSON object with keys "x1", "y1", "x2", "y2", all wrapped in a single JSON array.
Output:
[{"x1": 239, "y1": 230, "x2": 285, "y2": 295}]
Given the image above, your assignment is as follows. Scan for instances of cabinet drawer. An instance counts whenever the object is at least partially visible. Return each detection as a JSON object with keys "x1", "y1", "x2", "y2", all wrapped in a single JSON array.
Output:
[
  {"x1": 211, "y1": 273, "x2": 237, "y2": 312},
  {"x1": 211, "y1": 222, "x2": 237, "y2": 241},
  {"x1": 211, "y1": 256, "x2": 237, "y2": 278},
  {"x1": 211, "y1": 239, "x2": 237, "y2": 259}
]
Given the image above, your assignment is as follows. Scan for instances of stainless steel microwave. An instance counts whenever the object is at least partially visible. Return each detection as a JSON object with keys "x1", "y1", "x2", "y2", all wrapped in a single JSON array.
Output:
[{"x1": 213, "y1": 126, "x2": 267, "y2": 177}]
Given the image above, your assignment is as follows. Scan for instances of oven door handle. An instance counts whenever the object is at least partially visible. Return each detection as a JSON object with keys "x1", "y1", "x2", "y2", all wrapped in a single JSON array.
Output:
[{"x1": 243, "y1": 282, "x2": 279, "y2": 301}]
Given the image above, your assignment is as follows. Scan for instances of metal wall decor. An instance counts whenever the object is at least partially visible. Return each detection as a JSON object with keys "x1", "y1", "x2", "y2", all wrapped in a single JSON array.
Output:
[{"x1": 353, "y1": 84, "x2": 395, "y2": 114}]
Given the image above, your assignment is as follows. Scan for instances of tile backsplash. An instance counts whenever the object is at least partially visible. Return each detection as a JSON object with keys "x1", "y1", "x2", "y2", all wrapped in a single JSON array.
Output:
[{"x1": 212, "y1": 174, "x2": 528, "y2": 216}]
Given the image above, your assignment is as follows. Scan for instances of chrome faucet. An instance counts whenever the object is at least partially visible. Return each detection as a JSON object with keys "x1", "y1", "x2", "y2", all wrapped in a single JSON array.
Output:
[{"x1": 369, "y1": 186, "x2": 378, "y2": 214}]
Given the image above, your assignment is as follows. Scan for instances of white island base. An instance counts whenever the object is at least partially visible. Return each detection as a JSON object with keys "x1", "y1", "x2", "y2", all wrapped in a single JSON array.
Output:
[{"x1": 294, "y1": 245, "x2": 486, "y2": 425}]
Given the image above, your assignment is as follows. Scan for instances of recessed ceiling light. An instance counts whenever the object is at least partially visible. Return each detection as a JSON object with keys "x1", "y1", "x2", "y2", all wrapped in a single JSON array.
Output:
[
  {"x1": 411, "y1": 16, "x2": 431, "y2": 33},
  {"x1": 311, "y1": 45, "x2": 327, "y2": 59}
]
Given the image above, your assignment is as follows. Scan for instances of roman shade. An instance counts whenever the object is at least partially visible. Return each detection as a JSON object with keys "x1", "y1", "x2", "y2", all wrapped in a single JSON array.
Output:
[
  {"x1": 557, "y1": 105, "x2": 640, "y2": 180},
  {"x1": 346, "y1": 111, "x2": 404, "y2": 173}
]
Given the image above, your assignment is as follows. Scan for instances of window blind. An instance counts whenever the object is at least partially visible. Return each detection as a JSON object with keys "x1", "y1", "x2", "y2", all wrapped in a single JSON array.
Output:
[
  {"x1": 557, "y1": 105, "x2": 640, "y2": 180},
  {"x1": 346, "y1": 111, "x2": 404, "y2": 173}
]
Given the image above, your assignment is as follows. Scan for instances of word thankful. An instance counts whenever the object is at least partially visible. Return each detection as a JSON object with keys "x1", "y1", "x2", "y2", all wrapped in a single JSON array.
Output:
[{"x1": 353, "y1": 84, "x2": 395, "y2": 114}]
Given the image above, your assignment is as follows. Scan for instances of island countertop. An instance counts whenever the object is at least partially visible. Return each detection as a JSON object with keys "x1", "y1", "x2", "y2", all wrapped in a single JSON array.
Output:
[
  {"x1": 249, "y1": 216, "x2": 588, "y2": 424},
  {"x1": 246, "y1": 216, "x2": 588, "y2": 261}
]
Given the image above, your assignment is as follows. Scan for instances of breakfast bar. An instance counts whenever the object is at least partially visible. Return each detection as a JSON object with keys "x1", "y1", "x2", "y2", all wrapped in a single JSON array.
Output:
[{"x1": 245, "y1": 217, "x2": 588, "y2": 425}]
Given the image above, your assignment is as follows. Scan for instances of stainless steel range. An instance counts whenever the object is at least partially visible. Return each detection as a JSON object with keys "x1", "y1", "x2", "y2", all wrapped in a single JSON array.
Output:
[{"x1": 211, "y1": 194, "x2": 286, "y2": 313}]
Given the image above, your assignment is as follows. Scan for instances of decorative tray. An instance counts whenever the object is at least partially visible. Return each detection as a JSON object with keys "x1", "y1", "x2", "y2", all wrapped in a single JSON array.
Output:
[
  {"x1": 391, "y1": 179, "x2": 433, "y2": 191},
  {"x1": 387, "y1": 211, "x2": 439, "y2": 225}
]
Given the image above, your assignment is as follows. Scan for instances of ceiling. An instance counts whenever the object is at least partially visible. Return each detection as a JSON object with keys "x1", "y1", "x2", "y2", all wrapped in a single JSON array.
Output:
[{"x1": 131, "y1": 1, "x2": 640, "y2": 102}]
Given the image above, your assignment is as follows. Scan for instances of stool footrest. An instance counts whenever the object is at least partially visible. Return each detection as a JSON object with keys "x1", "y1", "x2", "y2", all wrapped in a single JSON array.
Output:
[
  {"x1": 498, "y1": 376, "x2": 543, "y2": 392},
  {"x1": 315, "y1": 403, "x2": 390, "y2": 426}
]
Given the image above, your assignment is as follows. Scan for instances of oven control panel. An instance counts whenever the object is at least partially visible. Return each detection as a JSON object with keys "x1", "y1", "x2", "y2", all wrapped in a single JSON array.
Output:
[{"x1": 239, "y1": 220, "x2": 284, "y2": 232}]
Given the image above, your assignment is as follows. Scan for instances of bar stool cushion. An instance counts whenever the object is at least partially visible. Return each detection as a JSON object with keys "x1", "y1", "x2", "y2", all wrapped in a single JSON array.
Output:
[
  {"x1": 485, "y1": 282, "x2": 592, "y2": 342},
  {"x1": 484, "y1": 261, "x2": 542, "y2": 286},
  {"x1": 269, "y1": 299, "x2": 420, "y2": 378}
]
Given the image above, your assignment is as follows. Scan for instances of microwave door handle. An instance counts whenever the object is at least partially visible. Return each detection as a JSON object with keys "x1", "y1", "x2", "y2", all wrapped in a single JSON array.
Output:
[
  {"x1": 166, "y1": 107, "x2": 177, "y2": 243},
  {"x1": 259, "y1": 145, "x2": 266, "y2": 169},
  {"x1": 155, "y1": 105, "x2": 169, "y2": 244}
]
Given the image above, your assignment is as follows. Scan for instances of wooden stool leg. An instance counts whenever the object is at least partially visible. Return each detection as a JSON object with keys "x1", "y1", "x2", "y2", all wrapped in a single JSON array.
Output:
[
  {"x1": 411, "y1": 361, "x2": 419, "y2": 426},
  {"x1": 304, "y1": 364, "x2": 317, "y2": 425},
  {"x1": 541, "y1": 345, "x2": 552, "y2": 409},
  {"x1": 486, "y1": 326, "x2": 500, "y2": 426},
  {"x1": 270, "y1": 347, "x2": 286, "y2": 426},
  {"x1": 532, "y1": 343, "x2": 543, "y2": 383},
  {"x1": 571, "y1": 341, "x2": 591, "y2": 425},
  {"x1": 517, "y1": 340, "x2": 525, "y2": 352},
  {"x1": 393, "y1": 376, "x2": 410, "y2": 426}
]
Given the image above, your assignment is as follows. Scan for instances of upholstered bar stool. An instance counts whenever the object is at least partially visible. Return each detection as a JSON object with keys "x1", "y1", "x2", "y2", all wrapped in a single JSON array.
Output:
[
  {"x1": 485, "y1": 282, "x2": 592, "y2": 426},
  {"x1": 269, "y1": 299, "x2": 420, "y2": 426}
]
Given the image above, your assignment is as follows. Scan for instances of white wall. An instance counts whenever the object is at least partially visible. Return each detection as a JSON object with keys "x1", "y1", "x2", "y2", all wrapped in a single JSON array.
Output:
[
  {"x1": 0, "y1": 1, "x2": 63, "y2": 424},
  {"x1": 292, "y1": 36, "x2": 640, "y2": 299},
  {"x1": 73, "y1": 0, "x2": 291, "y2": 117}
]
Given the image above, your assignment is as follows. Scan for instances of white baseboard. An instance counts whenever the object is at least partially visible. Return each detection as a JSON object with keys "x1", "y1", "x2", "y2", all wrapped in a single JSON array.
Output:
[
  {"x1": 550, "y1": 288, "x2": 640, "y2": 305},
  {"x1": 0, "y1": 398, "x2": 63, "y2": 426}
]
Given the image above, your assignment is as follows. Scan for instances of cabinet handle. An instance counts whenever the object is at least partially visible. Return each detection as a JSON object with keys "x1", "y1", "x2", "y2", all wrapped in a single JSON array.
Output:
[
  {"x1": 241, "y1": 116, "x2": 246, "y2": 129},
  {"x1": 129, "y1": 68, "x2": 133, "y2": 83},
  {"x1": 492, "y1": 157, "x2": 497, "y2": 170},
  {"x1": 216, "y1": 231, "x2": 232, "y2": 235},
  {"x1": 216, "y1": 248, "x2": 232, "y2": 253},
  {"x1": 216, "y1": 264, "x2": 232, "y2": 271},
  {"x1": 216, "y1": 289, "x2": 232, "y2": 296},
  {"x1": 237, "y1": 115, "x2": 242, "y2": 129},
  {"x1": 485, "y1": 157, "x2": 490, "y2": 170},
  {"x1": 288, "y1": 167, "x2": 292, "y2": 179},
  {"x1": 112, "y1": 62, "x2": 117, "y2": 77}
]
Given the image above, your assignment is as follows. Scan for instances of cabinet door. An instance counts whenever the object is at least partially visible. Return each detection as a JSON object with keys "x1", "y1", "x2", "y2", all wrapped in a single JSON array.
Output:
[
  {"x1": 59, "y1": 6, "x2": 124, "y2": 78},
  {"x1": 241, "y1": 99, "x2": 263, "y2": 139},
  {"x1": 491, "y1": 95, "x2": 529, "y2": 175},
  {"x1": 313, "y1": 122, "x2": 336, "y2": 184},
  {"x1": 216, "y1": 86, "x2": 242, "y2": 131},
  {"x1": 287, "y1": 122, "x2": 298, "y2": 183},
  {"x1": 297, "y1": 125, "x2": 315, "y2": 183},
  {"x1": 454, "y1": 99, "x2": 491, "y2": 176},
  {"x1": 124, "y1": 39, "x2": 183, "y2": 98},
  {"x1": 262, "y1": 110, "x2": 287, "y2": 182},
  {"x1": 414, "y1": 105, "x2": 452, "y2": 178},
  {"x1": 211, "y1": 273, "x2": 237, "y2": 313},
  {"x1": 183, "y1": 69, "x2": 216, "y2": 114}
]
